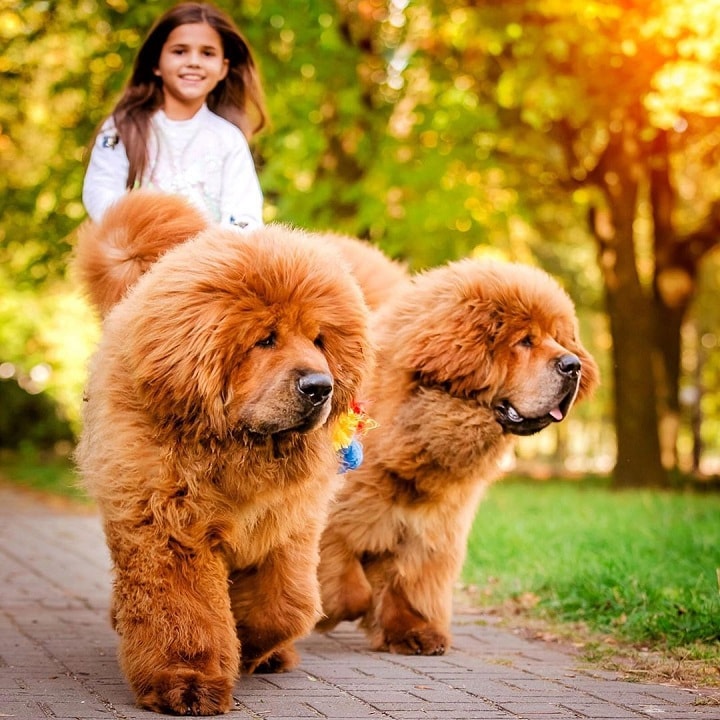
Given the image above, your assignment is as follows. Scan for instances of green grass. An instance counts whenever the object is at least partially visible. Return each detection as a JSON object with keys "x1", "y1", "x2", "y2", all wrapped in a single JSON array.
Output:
[
  {"x1": 0, "y1": 448, "x2": 90, "y2": 503},
  {"x1": 463, "y1": 477, "x2": 720, "y2": 653}
]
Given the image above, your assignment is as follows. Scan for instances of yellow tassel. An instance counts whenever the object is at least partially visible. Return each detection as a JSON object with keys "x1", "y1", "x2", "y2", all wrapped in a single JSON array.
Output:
[{"x1": 332, "y1": 405, "x2": 377, "y2": 452}]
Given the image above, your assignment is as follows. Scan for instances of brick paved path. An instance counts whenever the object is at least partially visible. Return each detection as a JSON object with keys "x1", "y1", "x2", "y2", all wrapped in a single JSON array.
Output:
[{"x1": 1, "y1": 484, "x2": 718, "y2": 720}]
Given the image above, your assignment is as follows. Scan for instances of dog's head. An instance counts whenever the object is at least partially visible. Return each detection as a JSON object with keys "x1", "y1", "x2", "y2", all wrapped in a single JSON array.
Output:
[
  {"x1": 382, "y1": 258, "x2": 599, "y2": 437},
  {"x1": 112, "y1": 225, "x2": 373, "y2": 440}
]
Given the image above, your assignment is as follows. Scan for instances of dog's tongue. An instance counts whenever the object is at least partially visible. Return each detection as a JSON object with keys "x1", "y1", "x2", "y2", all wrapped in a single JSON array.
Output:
[{"x1": 550, "y1": 407, "x2": 564, "y2": 421}]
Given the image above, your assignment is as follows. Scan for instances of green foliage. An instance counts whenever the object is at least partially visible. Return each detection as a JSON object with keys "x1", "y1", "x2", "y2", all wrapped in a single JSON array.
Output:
[
  {"x1": 0, "y1": 378, "x2": 74, "y2": 450},
  {"x1": 463, "y1": 478, "x2": 720, "y2": 649},
  {"x1": 1, "y1": 0, "x2": 104, "y2": 286},
  {"x1": 0, "y1": 271, "x2": 99, "y2": 433}
]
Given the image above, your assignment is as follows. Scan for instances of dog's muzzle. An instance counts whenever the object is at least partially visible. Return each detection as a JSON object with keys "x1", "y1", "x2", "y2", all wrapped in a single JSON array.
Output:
[{"x1": 495, "y1": 353, "x2": 582, "y2": 437}]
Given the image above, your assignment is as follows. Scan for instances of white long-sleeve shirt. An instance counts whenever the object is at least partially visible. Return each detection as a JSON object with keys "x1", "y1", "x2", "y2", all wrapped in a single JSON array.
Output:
[{"x1": 82, "y1": 104, "x2": 264, "y2": 229}]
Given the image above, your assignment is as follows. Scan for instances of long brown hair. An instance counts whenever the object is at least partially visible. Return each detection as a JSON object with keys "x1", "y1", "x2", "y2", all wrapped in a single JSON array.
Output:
[{"x1": 104, "y1": 2, "x2": 267, "y2": 189}]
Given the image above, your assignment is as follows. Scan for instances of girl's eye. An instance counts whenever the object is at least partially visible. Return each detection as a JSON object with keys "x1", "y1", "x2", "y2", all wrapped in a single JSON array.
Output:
[{"x1": 256, "y1": 332, "x2": 276, "y2": 348}]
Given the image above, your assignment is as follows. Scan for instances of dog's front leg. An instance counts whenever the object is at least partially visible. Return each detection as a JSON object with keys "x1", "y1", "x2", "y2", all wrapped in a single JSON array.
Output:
[
  {"x1": 110, "y1": 536, "x2": 239, "y2": 715},
  {"x1": 369, "y1": 541, "x2": 463, "y2": 656},
  {"x1": 229, "y1": 524, "x2": 323, "y2": 674},
  {"x1": 315, "y1": 522, "x2": 373, "y2": 631}
]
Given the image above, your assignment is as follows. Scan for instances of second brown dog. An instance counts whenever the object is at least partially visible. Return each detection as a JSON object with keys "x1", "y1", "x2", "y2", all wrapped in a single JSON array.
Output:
[{"x1": 315, "y1": 252, "x2": 599, "y2": 655}]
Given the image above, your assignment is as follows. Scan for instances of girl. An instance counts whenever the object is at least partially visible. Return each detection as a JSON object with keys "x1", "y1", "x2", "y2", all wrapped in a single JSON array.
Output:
[{"x1": 83, "y1": 2, "x2": 267, "y2": 229}]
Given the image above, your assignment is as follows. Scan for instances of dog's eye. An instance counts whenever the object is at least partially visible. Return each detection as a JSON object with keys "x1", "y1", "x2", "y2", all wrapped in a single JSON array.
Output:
[
  {"x1": 256, "y1": 332, "x2": 276, "y2": 348},
  {"x1": 520, "y1": 335, "x2": 534, "y2": 347},
  {"x1": 314, "y1": 334, "x2": 325, "y2": 350}
]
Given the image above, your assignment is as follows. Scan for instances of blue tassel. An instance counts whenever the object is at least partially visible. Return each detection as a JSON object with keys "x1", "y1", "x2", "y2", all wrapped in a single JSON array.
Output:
[{"x1": 338, "y1": 438, "x2": 364, "y2": 474}]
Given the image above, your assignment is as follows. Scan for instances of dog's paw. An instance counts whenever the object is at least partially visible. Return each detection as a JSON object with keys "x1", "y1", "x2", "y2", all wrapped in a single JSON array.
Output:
[
  {"x1": 382, "y1": 626, "x2": 449, "y2": 656},
  {"x1": 138, "y1": 668, "x2": 234, "y2": 716},
  {"x1": 244, "y1": 644, "x2": 300, "y2": 674},
  {"x1": 317, "y1": 561, "x2": 373, "y2": 632}
]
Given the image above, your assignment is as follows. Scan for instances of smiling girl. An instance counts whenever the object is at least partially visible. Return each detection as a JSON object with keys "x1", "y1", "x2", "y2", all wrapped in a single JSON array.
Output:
[{"x1": 83, "y1": 2, "x2": 267, "y2": 229}]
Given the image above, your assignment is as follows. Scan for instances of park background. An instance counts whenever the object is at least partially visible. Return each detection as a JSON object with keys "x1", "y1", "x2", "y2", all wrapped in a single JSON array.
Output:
[
  {"x1": 2, "y1": 0, "x2": 720, "y2": 489},
  {"x1": 2, "y1": 0, "x2": 720, "y2": 685}
]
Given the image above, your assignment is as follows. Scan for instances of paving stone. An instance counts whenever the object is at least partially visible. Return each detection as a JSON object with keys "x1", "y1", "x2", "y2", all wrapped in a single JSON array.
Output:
[{"x1": 1, "y1": 484, "x2": 717, "y2": 720}]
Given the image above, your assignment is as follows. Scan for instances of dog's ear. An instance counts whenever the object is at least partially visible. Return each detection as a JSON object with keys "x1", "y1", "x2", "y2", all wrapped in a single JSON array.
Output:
[
  {"x1": 328, "y1": 341, "x2": 375, "y2": 421},
  {"x1": 313, "y1": 298, "x2": 375, "y2": 422},
  {"x1": 123, "y1": 292, "x2": 236, "y2": 438},
  {"x1": 570, "y1": 332, "x2": 600, "y2": 401},
  {"x1": 131, "y1": 345, "x2": 231, "y2": 439},
  {"x1": 382, "y1": 292, "x2": 506, "y2": 397}
]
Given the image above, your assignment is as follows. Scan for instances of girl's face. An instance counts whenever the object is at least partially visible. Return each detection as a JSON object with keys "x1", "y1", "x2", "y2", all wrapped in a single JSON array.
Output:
[{"x1": 154, "y1": 22, "x2": 229, "y2": 119}]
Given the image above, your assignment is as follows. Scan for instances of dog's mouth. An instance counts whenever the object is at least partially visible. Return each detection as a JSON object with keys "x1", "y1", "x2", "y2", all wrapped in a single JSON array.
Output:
[
  {"x1": 495, "y1": 386, "x2": 578, "y2": 437},
  {"x1": 281, "y1": 401, "x2": 333, "y2": 435},
  {"x1": 244, "y1": 398, "x2": 332, "y2": 437},
  {"x1": 293, "y1": 403, "x2": 332, "y2": 432}
]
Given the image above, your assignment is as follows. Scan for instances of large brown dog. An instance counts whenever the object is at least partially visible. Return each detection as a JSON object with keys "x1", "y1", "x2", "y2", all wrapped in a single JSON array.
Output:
[
  {"x1": 315, "y1": 256, "x2": 599, "y2": 655},
  {"x1": 74, "y1": 192, "x2": 372, "y2": 715}
]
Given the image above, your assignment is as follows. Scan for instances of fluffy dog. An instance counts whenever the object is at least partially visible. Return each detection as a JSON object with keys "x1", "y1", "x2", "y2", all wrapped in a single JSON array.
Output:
[
  {"x1": 316, "y1": 257, "x2": 599, "y2": 655},
  {"x1": 74, "y1": 192, "x2": 372, "y2": 715}
]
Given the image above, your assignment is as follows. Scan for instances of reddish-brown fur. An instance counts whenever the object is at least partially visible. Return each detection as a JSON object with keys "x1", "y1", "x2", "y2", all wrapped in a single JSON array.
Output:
[
  {"x1": 317, "y1": 232, "x2": 409, "y2": 310},
  {"x1": 74, "y1": 192, "x2": 208, "y2": 317},
  {"x1": 74, "y1": 192, "x2": 372, "y2": 714},
  {"x1": 315, "y1": 256, "x2": 600, "y2": 656}
]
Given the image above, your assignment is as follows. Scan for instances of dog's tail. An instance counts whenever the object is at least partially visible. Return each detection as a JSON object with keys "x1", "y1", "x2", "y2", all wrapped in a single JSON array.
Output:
[{"x1": 74, "y1": 190, "x2": 208, "y2": 317}]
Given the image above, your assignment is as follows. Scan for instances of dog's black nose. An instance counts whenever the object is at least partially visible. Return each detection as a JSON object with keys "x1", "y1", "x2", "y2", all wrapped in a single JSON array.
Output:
[
  {"x1": 556, "y1": 353, "x2": 581, "y2": 378},
  {"x1": 297, "y1": 373, "x2": 333, "y2": 406}
]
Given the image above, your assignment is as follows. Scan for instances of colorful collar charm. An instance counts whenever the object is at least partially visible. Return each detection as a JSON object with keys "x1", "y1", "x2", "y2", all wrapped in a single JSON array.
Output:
[{"x1": 333, "y1": 401, "x2": 377, "y2": 474}]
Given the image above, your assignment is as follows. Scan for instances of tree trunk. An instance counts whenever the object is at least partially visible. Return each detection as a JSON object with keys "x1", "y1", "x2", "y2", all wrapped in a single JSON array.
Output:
[
  {"x1": 650, "y1": 130, "x2": 685, "y2": 469},
  {"x1": 592, "y1": 125, "x2": 667, "y2": 488},
  {"x1": 686, "y1": 322, "x2": 705, "y2": 474},
  {"x1": 649, "y1": 131, "x2": 720, "y2": 471}
]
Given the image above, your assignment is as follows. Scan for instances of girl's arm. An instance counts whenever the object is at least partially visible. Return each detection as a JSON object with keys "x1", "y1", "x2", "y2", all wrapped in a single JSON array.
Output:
[
  {"x1": 219, "y1": 138, "x2": 264, "y2": 230},
  {"x1": 82, "y1": 122, "x2": 130, "y2": 223}
]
